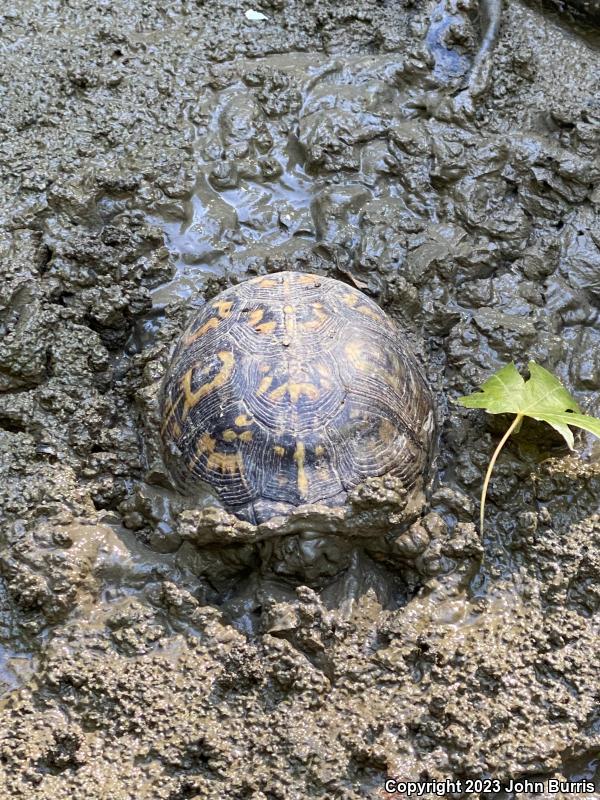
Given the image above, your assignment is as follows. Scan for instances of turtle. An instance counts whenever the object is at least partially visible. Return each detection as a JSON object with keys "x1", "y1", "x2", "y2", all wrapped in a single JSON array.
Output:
[{"x1": 160, "y1": 270, "x2": 436, "y2": 522}]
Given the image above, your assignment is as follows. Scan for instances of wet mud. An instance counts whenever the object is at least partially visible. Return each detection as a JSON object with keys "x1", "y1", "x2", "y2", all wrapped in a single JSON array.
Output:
[{"x1": 0, "y1": 0, "x2": 599, "y2": 797}]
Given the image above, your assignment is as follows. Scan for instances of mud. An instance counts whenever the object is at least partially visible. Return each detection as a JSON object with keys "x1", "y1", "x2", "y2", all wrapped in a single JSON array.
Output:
[{"x1": 0, "y1": 0, "x2": 599, "y2": 797}]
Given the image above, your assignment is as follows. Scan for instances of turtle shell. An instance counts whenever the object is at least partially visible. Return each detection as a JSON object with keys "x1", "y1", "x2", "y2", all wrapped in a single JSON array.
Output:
[{"x1": 160, "y1": 271, "x2": 436, "y2": 524}]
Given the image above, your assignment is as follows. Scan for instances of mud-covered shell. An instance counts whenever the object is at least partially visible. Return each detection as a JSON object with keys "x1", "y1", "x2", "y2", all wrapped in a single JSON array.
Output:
[{"x1": 160, "y1": 271, "x2": 436, "y2": 524}]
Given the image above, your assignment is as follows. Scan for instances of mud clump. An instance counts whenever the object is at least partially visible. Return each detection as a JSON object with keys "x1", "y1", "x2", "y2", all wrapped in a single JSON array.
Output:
[{"x1": 0, "y1": 0, "x2": 599, "y2": 797}]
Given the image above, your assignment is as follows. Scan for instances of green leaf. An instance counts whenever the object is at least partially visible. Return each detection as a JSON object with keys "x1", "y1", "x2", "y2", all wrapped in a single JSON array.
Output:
[
  {"x1": 454, "y1": 361, "x2": 600, "y2": 536},
  {"x1": 456, "y1": 361, "x2": 600, "y2": 449}
]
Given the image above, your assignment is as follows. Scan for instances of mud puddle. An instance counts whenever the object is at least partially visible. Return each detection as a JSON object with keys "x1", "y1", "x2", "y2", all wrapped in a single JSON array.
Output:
[{"x1": 0, "y1": 0, "x2": 599, "y2": 797}]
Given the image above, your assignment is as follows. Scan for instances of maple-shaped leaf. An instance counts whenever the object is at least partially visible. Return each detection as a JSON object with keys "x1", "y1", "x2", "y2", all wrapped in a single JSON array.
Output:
[
  {"x1": 457, "y1": 361, "x2": 600, "y2": 448},
  {"x1": 455, "y1": 361, "x2": 600, "y2": 534}
]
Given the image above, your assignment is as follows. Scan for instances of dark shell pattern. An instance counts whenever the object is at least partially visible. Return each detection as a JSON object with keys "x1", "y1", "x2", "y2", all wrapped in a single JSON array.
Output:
[{"x1": 160, "y1": 272, "x2": 436, "y2": 524}]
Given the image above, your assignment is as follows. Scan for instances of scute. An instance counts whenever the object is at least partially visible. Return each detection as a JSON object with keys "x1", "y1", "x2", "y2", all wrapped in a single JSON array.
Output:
[{"x1": 160, "y1": 271, "x2": 436, "y2": 524}]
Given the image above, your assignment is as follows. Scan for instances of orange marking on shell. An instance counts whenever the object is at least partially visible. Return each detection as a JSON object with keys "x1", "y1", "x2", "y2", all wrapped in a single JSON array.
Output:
[
  {"x1": 269, "y1": 382, "x2": 320, "y2": 403},
  {"x1": 257, "y1": 277, "x2": 278, "y2": 288},
  {"x1": 257, "y1": 375, "x2": 273, "y2": 395},
  {"x1": 248, "y1": 309, "x2": 264, "y2": 327},
  {"x1": 248, "y1": 308, "x2": 276, "y2": 334},
  {"x1": 290, "y1": 382, "x2": 319, "y2": 403},
  {"x1": 379, "y1": 418, "x2": 396, "y2": 441},
  {"x1": 160, "y1": 395, "x2": 177, "y2": 437},
  {"x1": 282, "y1": 304, "x2": 296, "y2": 342},
  {"x1": 297, "y1": 274, "x2": 317, "y2": 285},
  {"x1": 345, "y1": 340, "x2": 370, "y2": 372},
  {"x1": 196, "y1": 432, "x2": 217, "y2": 454},
  {"x1": 235, "y1": 414, "x2": 252, "y2": 427},
  {"x1": 171, "y1": 420, "x2": 182, "y2": 438},
  {"x1": 181, "y1": 351, "x2": 234, "y2": 420},
  {"x1": 343, "y1": 292, "x2": 358, "y2": 307},
  {"x1": 213, "y1": 299, "x2": 233, "y2": 318},
  {"x1": 161, "y1": 412, "x2": 183, "y2": 440},
  {"x1": 273, "y1": 445, "x2": 285, "y2": 456},
  {"x1": 206, "y1": 451, "x2": 241, "y2": 475},
  {"x1": 301, "y1": 304, "x2": 328, "y2": 331},
  {"x1": 294, "y1": 441, "x2": 308, "y2": 497},
  {"x1": 184, "y1": 316, "x2": 219, "y2": 344},
  {"x1": 356, "y1": 303, "x2": 383, "y2": 323},
  {"x1": 223, "y1": 427, "x2": 253, "y2": 443},
  {"x1": 315, "y1": 445, "x2": 325, "y2": 457},
  {"x1": 256, "y1": 321, "x2": 277, "y2": 334},
  {"x1": 345, "y1": 339, "x2": 397, "y2": 389}
]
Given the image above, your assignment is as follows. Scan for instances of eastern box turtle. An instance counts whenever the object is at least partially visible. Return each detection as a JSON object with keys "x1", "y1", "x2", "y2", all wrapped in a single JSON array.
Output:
[{"x1": 159, "y1": 271, "x2": 436, "y2": 526}]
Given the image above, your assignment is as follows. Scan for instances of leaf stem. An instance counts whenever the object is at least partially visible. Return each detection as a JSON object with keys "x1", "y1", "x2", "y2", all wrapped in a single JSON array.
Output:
[{"x1": 480, "y1": 412, "x2": 524, "y2": 537}]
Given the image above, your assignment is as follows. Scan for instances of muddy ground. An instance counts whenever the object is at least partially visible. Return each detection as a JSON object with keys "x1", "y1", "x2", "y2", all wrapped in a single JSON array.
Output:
[{"x1": 0, "y1": 0, "x2": 599, "y2": 798}]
